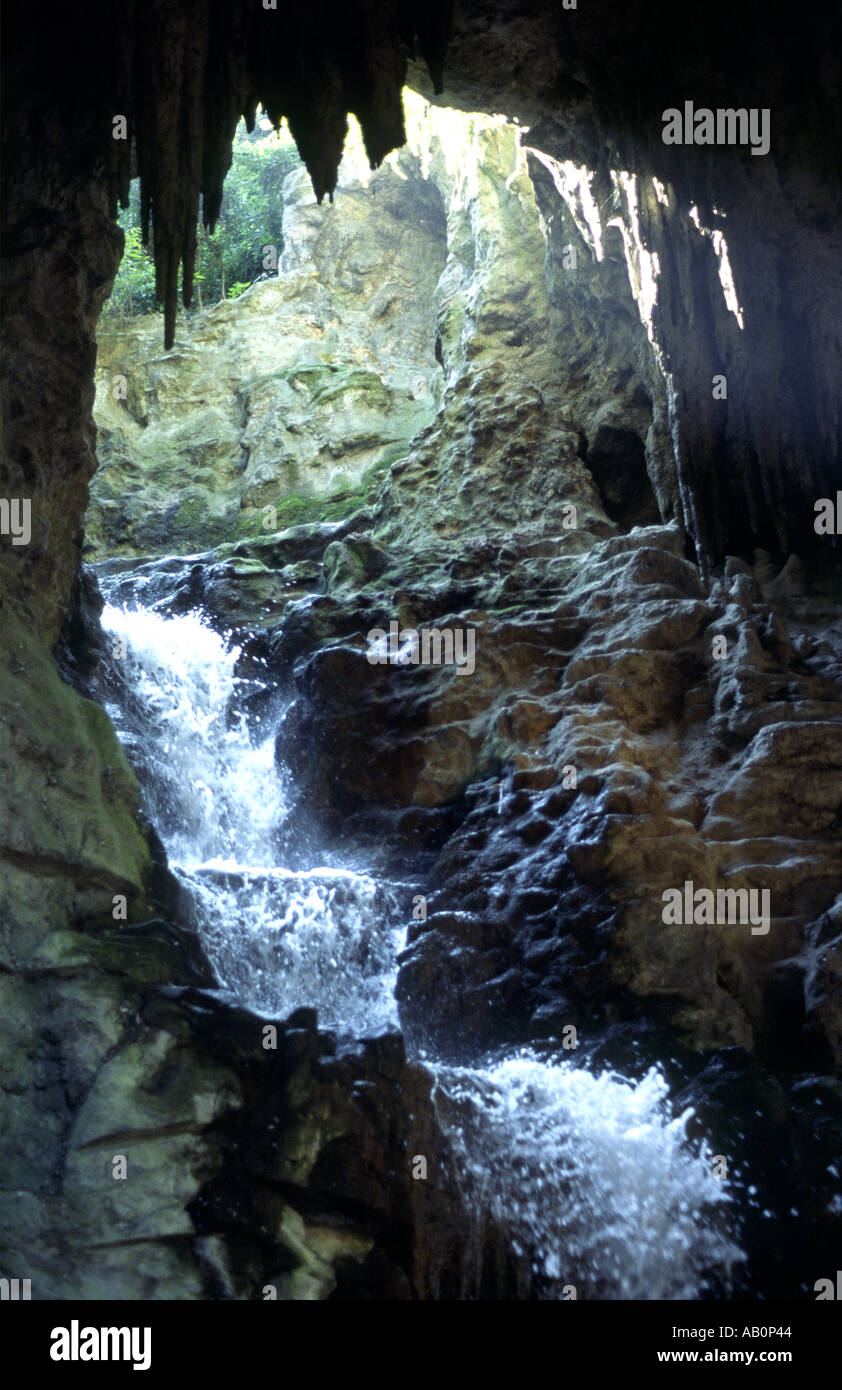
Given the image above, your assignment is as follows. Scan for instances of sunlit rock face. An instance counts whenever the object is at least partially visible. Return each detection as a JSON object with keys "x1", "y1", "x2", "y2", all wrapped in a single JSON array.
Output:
[
  {"x1": 87, "y1": 127, "x2": 447, "y2": 559},
  {"x1": 409, "y1": 0, "x2": 842, "y2": 565}
]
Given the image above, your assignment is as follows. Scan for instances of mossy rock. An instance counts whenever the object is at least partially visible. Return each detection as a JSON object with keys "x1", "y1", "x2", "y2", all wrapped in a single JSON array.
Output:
[
  {"x1": 237, "y1": 456, "x2": 399, "y2": 541},
  {"x1": 0, "y1": 600, "x2": 152, "y2": 905}
]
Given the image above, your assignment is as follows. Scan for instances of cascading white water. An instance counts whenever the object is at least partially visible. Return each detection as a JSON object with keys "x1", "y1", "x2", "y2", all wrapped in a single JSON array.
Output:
[
  {"x1": 104, "y1": 605, "x2": 283, "y2": 865},
  {"x1": 101, "y1": 595, "x2": 744, "y2": 1299},
  {"x1": 183, "y1": 865, "x2": 403, "y2": 1031},
  {"x1": 102, "y1": 602, "x2": 404, "y2": 1034}
]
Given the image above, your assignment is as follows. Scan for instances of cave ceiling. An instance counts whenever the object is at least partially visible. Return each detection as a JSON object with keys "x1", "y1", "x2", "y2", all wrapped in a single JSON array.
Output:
[{"x1": 7, "y1": 1, "x2": 839, "y2": 346}]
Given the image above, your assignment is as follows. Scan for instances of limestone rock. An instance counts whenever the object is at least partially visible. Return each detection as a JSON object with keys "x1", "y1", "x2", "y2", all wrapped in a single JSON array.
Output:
[{"x1": 87, "y1": 130, "x2": 446, "y2": 561}]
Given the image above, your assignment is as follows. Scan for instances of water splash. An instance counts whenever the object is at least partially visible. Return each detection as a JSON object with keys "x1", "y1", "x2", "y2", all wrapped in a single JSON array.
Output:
[
  {"x1": 432, "y1": 1052, "x2": 744, "y2": 1299},
  {"x1": 183, "y1": 864, "x2": 403, "y2": 1032}
]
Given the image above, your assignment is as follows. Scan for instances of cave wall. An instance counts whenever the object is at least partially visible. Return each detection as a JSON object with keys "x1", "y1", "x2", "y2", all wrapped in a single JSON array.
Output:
[{"x1": 407, "y1": 0, "x2": 842, "y2": 565}]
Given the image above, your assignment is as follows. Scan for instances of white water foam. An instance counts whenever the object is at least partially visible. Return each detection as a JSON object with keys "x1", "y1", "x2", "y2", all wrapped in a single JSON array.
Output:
[
  {"x1": 103, "y1": 604, "x2": 283, "y2": 864},
  {"x1": 431, "y1": 1053, "x2": 744, "y2": 1299},
  {"x1": 101, "y1": 603, "x2": 402, "y2": 1033},
  {"x1": 183, "y1": 863, "x2": 403, "y2": 1032}
]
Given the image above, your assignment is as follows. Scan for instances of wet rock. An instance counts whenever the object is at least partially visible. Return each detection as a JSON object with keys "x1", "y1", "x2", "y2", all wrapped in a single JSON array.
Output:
[
  {"x1": 673, "y1": 1050, "x2": 842, "y2": 1298},
  {"x1": 803, "y1": 896, "x2": 842, "y2": 1074}
]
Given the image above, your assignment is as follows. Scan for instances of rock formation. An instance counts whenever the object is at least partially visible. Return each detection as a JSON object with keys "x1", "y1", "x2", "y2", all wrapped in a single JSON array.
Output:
[
  {"x1": 2, "y1": 0, "x2": 841, "y2": 1302},
  {"x1": 88, "y1": 127, "x2": 446, "y2": 560}
]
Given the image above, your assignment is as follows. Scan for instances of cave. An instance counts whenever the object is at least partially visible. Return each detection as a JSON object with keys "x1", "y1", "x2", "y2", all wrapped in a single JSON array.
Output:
[
  {"x1": 2, "y1": 0, "x2": 842, "y2": 1328},
  {"x1": 582, "y1": 423, "x2": 659, "y2": 530}
]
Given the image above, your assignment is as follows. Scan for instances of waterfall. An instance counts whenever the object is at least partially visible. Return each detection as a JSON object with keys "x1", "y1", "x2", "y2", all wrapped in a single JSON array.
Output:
[
  {"x1": 100, "y1": 592, "x2": 744, "y2": 1299},
  {"x1": 103, "y1": 604, "x2": 283, "y2": 866},
  {"x1": 102, "y1": 601, "x2": 403, "y2": 1034}
]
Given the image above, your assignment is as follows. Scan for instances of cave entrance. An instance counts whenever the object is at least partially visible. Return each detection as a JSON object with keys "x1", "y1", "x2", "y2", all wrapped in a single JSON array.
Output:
[
  {"x1": 87, "y1": 87, "x2": 667, "y2": 581},
  {"x1": 87, "y1": 96, "x2": 450, "y2": 571},
  {"x1": 582, "y1": 422, "x2": 660, "y2": 530}
]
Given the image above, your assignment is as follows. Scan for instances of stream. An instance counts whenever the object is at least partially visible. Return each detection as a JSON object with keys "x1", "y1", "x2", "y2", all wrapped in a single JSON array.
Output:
[{"x1": 98, "y1": 579, "x2": 744, "y2": 1300}]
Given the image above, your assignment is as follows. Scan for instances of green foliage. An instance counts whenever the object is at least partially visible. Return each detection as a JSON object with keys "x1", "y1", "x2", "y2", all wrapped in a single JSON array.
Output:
[
  {"x1": 107, "y1": 224, "x2": 158, "y2": 317},
  {"x1": 103, "y1": 120, "x2": 301, "y2": 323}
]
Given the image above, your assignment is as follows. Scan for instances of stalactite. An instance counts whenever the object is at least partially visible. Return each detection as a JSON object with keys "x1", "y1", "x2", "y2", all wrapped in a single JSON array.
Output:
[
  {"x1": 131, "y1": 1, "x2": 211, "y2": 346},
  {"x1": 104, "y1": 0, "x2": 135, "y2": 220},
  {"x1": 201, "y1": 0, "x2": 251, "y2": 234},
  {"x1": 402, "y1": 0, "x2": 452, "y2": 95},
  {"x1": 104, "y1": 0, "x2": 453, "y2": 348},
  {"x1": 339, "y1": 0, "x2": 411, "y2": 170}
]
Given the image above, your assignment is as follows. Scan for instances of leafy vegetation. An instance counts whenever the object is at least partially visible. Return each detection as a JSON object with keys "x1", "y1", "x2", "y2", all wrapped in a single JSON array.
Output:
[{"x1": 104, "y1": 119, "x2": 302, "y2": 321}]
